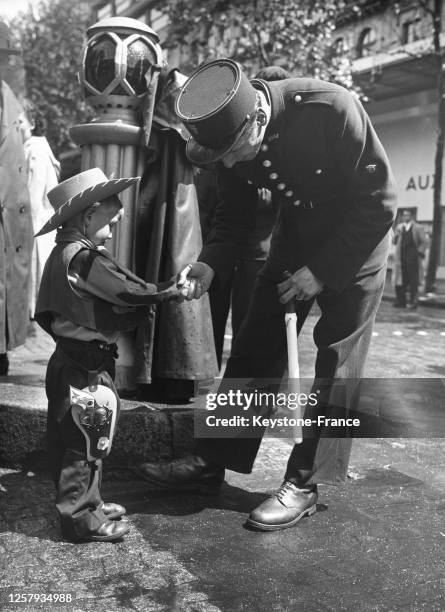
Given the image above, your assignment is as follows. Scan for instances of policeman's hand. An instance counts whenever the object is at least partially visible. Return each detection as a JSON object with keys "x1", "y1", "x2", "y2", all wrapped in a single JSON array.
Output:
[
  {"x1": 177, "y1": 262, "x2": 215, "y2": 300},
  {"x1": 277, "y1": 267, "x2": 324, "y2": 303}
]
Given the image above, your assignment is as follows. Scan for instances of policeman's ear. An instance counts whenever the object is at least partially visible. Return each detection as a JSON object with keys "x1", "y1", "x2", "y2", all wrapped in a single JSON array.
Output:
[{"x1": 256, "y1": 108, "x2": 267, "y2": 126}]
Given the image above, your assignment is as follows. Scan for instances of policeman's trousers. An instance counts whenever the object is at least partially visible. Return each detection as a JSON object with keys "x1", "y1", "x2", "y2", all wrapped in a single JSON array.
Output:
[{"x1": 196, "y1": 264, "x2": 387, "y2": 486}]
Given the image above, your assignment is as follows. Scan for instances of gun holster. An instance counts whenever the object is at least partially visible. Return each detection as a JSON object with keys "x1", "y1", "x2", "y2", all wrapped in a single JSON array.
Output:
[{"x1": 70, "y1": 385, "x2": 118, "y2": 462}]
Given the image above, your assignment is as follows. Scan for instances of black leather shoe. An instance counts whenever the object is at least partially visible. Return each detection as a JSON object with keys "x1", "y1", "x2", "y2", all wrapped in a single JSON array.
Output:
[
  {"x1": 73, "y1": 519, "x2": 130, "y2": 543},
  {"x1": 137, "y1": 455, "x2": 224, "y2": 494},
  {"x1": 0, "y1": 353, "x2": 9, "y2": 376},
  {"x1": 246, "y1": 481, "x2": 317, "y2": 531},
  {"x1": 100, "y1": 502, "x2": 126, "y2": 520}
]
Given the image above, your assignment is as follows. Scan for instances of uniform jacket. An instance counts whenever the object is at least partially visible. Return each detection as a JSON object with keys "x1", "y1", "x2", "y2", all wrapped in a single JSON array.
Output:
[
  {"x1": 36, "y1": 229, "x2": 176, "y2": 341},
  {"x1": 392, "y1": 221, "x2": 427, "y2": 286},
  {"x1": 200, "y1": 78, "x2": 397, "y2": 293},
  {"x1": 0, "y1": 81, "x2": 33, "y2": 351}
]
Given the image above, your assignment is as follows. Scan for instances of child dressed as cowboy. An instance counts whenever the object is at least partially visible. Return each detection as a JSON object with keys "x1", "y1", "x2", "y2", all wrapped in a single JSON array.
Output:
[{"x1": 35, "y1": 168, "x2": 183, "y2": 543}]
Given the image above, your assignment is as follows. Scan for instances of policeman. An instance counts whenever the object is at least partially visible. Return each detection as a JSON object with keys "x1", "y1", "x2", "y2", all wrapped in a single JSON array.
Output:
[{"x1": 139, "y1": 59, "x2": 397, "y2": 531}]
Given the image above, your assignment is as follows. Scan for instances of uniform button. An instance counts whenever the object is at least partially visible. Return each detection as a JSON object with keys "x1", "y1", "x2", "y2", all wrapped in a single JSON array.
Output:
[
  {"x1": 285, "y1": 190, "x2": 294, "y2": 197},
  {"x1": 293, "y1": 200, "x2": 301, "y2": 206},
  {"x1": 19, "y1": 205, "x2": 25, "y2": 214},
  {"x1": 0, "y1": 204, "x2": 4, "y2": 212},
  {"x1": 16, "y1": 245, "x2": 22, "y2": 252},
  {"x1": 315, "y1": 168, "x2": 322, "y2": 175},
  {"x1": 247, "y1": 180, "x2": 253, "y2": 185},
  {"x1": 294, "y1": 94, "x2": 302, "y2": 103},
  {"x1": 263, "y1": 160, "x2": 272, "y2": 167},
  {"x1": 269, "y1": 172, "x2": 278, "y2": 180},
  {"x1": 277, "y1": 183, "x2": 286, "y2": 191},
  {"x1": 261, "y1": 144, "x2": 269, "y2": 152}
]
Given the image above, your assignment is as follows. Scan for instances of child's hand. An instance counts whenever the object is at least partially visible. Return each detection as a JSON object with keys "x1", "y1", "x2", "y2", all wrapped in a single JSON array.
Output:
[
  {"x1": 177, "y1": 262, "x2": 215, "y2": 300},
  {"x1": 155, "y1": 279, "x2": 185, "y2": 302}
]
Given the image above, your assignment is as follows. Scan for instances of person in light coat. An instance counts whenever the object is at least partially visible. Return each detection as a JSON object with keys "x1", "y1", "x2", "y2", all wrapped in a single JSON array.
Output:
[
  {"x1": 19, "y1": 102, "x2": 60, "y2": 316},
  {"x1": 0, "y1": 22, "x2": 33, "y2": 375}
]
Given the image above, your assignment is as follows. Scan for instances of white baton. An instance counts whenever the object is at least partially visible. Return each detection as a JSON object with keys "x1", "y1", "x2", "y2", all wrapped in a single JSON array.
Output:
[{"x1": 285, "y1": 301, "x2": 303, "y2": 444}]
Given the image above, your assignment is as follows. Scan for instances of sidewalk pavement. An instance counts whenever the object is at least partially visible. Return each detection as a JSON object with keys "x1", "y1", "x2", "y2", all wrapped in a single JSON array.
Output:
[
  {"x1": 382, "y1": 276, "x2": 445, "y2": 309},
  {"x1": 1, "y1": 438, "x2": 445, "y2": 610},
  {"x1": 1, "y1": 325, "x2": 445, "y2": 609}
]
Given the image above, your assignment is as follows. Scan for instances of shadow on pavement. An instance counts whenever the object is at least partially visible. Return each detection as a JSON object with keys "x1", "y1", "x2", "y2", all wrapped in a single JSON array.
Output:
[{"x1": 110, "y1": 481, "x2": 270, "y2": 518}]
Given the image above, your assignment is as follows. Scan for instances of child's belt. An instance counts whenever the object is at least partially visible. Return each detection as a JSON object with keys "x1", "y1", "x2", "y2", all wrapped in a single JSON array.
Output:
[{"x1": 56, "y1": 336, "x2": 119, "y2": 358}]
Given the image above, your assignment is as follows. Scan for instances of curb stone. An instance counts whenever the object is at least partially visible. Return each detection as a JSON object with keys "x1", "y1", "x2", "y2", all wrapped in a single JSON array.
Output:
[{"x1": 0, "y1": 383, "x2": 194, "y2": 468}]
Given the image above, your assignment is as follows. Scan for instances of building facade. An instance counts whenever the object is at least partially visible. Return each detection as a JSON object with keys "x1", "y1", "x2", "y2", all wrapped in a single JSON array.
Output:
[{"x1": 335, "y1": 0, "x2": 445, "y2": 278}]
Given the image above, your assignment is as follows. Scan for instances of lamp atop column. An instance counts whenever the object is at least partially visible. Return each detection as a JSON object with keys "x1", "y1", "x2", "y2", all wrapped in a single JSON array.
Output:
[{"x1": 79, "y1": 16, "x2": 164, "y2": 118}]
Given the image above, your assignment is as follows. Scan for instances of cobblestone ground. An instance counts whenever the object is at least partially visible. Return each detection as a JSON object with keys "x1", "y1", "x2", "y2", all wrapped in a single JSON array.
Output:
[
  {"x1": 7, "y1": 300, "x2": 445, "y2": 385},
  {"x1": 1, "y1": 437, "x2": 445, "y2": 611},
  {"x1": 221, "y1": 300, "x2": 445, "y2": 379},
  {"x1": 1, "y1": 301, "x2": 445, "y2": 610}
]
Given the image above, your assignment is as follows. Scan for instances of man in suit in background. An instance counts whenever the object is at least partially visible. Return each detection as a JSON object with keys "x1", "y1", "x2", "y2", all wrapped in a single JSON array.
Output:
[
  {"x1": 392, "y1": 209, "x2": 427, "y2": 309},
  {"x1": 139, "y1": 59, "x2": 396, "y2": 531}
]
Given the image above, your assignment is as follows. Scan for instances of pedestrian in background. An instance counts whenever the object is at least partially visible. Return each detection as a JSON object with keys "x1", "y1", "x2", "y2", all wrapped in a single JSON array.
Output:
[
  {"x1": 19, "y1": 101, "x2": 60, "y2": 317},
  {"x1": 0, "y1": 22, "x2": 33, "y2": 376},
  {"x1": 392, "y1": 209, "x2": 427, "y2": 309}
]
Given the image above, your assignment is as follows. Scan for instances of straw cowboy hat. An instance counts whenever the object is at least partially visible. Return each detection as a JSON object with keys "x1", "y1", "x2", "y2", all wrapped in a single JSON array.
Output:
[
  {"x1": 35, "y1": 167, "x2": 140, "y2": 237},
  {"x1": 0, "y1": 22, "x2": 21, "y2": 55}
]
